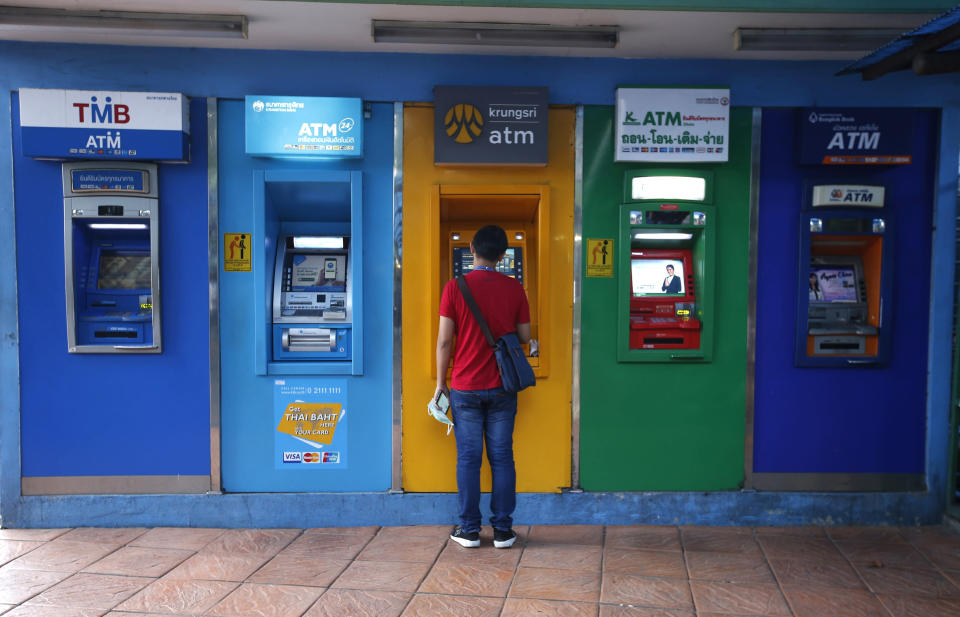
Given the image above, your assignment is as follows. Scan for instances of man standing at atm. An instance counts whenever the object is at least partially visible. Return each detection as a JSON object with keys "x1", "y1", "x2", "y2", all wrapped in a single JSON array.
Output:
[{"x1": 435, "y1": 225, "x2": 531, "y2": 549}]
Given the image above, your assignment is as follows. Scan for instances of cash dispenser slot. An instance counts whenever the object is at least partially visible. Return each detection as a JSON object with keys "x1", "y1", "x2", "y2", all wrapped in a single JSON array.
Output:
[{"x1": 282, "y1": 328, "x2": 336, "y2": 352}]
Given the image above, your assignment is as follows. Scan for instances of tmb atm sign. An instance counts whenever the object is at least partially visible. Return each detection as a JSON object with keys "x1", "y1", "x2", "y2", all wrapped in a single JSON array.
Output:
[
  {"x1": 799, "y1": 107, "x2": 913, "y2": 165},
  {"x1": 18, "y1": 88, "x2": 190, "y2": 161}
]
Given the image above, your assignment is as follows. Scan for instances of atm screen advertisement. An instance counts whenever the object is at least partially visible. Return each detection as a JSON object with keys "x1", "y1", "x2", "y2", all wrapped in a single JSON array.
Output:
[
  {"x1": 289, "y1": 254, "x2": 347, "y2": 291},
  {"x1": 631, "y1": 258, "x2": 685, "y2": 296},
  {"x1": 810, "y1": 266, "x2": 857, "y2": 303},
  {"x1": 97, "y1": 251, "x2": 151, "y2": 290}
]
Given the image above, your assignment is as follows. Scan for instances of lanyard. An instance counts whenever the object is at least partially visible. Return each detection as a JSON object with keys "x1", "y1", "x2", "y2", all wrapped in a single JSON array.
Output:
[{"x1": 474, "y1": 266, "x2": 494, "y2": 272}]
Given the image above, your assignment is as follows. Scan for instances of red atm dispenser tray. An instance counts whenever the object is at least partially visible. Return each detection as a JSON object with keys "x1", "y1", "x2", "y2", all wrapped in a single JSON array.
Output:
[{"x1": 630, "y1": 316, "x2": 701, "y2": 350}]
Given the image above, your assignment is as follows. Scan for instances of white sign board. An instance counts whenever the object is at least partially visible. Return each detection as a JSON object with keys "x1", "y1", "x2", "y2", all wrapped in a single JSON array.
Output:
[
  {"x1": 18, "y1": 88, "x2": 189, "y2": 160},
  {"x1": 19, "y1": 88, "x2": 188, "y2": 131},
  {"x1": 811, "y1": 185, "x2": 885, "y2": 208},
  {"x1": 615, "y1": 87, "x2": 730, "y2": 163}
]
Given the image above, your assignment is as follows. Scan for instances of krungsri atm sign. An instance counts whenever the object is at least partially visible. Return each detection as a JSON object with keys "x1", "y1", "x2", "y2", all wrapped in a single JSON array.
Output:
[{"x1": 18, "y1": 88, "x2": 190, "y2": 161}]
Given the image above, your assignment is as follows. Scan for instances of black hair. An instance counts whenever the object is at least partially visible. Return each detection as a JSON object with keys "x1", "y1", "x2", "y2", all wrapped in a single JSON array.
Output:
[
  {"x1": 666, "y1": 264, "x2": 675, "y2": 270},
  {"x1": 472, "y1": 225, "x2": 508, "y2": 262}
]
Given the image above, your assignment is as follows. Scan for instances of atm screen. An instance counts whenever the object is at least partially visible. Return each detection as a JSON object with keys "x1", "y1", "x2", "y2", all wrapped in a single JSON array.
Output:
[
  {"x1": 810, "y1": 266, "x2": 858, "y2": 303},
  {"x1": 97, "y1": 251, "x2": 151, "y2": 290},
  {"x1": 453, "y1": 246, "x2": 524, "y2": 281},
  {"x1": 631, "y1": 258, "x2": 685, "y2": 296},
  {"x1": 289, "y1": 254, "x2": 347, "y2": 292}
]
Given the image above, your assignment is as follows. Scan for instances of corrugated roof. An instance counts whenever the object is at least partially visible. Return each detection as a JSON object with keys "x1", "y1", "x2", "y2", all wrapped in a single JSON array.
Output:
[{"x1": 839, "y1": 4, "x2": 960, "y2": 76}]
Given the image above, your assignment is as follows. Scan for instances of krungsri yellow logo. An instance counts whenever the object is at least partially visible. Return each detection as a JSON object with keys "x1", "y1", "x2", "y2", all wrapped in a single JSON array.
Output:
[{"x1": 444, "y1": 103, "x2": 484, "y2": 143}]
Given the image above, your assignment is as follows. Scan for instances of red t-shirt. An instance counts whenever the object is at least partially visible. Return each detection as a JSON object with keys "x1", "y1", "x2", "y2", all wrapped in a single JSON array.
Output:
[{"x1": 439, "y1": 269, "x2": 530, "y2": 391}]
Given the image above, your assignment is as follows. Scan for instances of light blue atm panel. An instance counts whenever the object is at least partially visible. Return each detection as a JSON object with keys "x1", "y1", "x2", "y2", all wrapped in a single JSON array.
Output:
[{"x1": 218, "y1": 99, "x2": 392, "y2": 492}]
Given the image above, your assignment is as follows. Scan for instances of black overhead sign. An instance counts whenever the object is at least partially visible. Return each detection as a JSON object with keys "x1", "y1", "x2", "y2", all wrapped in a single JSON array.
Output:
[{"x1": 434, "y1": 86, "x2": 549, "y2": 166}]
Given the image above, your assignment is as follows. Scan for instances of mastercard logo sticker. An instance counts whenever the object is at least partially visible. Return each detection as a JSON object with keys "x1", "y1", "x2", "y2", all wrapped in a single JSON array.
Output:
[{"x1": 303, "y1": 452, "x2": 321, "y2": 463}]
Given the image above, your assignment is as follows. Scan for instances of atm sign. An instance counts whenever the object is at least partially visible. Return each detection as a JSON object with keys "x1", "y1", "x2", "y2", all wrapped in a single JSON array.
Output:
[{"x1": 812, "y1": 185, "x2": 885, "y2": 208}]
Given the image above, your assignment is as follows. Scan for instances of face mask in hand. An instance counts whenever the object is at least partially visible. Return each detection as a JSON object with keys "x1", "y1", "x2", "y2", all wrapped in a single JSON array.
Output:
[{"x1": 428, "y1": 391, "x2": 454, "y2": 435}]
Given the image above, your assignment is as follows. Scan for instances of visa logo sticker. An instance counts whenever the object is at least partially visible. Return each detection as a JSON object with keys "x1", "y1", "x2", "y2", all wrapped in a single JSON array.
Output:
[{"x1": 282, "y1": 451, "x2": 302, "y2": 463}]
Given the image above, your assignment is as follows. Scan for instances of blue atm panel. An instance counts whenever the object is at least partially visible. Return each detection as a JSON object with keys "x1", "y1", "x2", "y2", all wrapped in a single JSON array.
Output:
[
  {"x1": 15, "y1": 96, "x2": 211, "y2": 486},
  {"x1": 63, "y1": 162, "x2": 161, "y2": 354},
  {"x1": 752, "y1": 108, "x2": 935, "y2": 484},
  {"x1": 218, "y1": 99, "x2": 392, "y2": 492}
]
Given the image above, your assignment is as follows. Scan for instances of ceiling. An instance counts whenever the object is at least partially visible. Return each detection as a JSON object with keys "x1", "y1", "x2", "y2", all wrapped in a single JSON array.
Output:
[{"x1": 0, "y1": 0, "x2": 944, "y2": 60}]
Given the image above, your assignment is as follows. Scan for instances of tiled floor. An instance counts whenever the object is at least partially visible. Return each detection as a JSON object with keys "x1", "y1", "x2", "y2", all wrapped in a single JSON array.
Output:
[{"x1": 1, "y1": 524, "x2": 959, "y2": 616}]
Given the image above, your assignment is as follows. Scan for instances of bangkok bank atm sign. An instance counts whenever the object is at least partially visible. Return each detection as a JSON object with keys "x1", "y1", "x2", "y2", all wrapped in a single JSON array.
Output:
[
  {"x1": 799, "y1": 108, "x2": 913, "y2": 165},
  {"x1": 18, "y1": 88, "x2": 190, "y2": 161}
]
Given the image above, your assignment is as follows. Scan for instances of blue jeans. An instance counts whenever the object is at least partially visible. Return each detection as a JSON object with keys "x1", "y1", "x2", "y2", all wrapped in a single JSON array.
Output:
[{"x1": 450, "y1": 388, "x2": 518, "y2": 533}]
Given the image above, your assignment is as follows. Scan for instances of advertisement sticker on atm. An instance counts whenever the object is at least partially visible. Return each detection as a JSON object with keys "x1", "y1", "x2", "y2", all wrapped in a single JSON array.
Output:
[{"x1": 274, "y1": 379, "x2": 348, "y2": 470}]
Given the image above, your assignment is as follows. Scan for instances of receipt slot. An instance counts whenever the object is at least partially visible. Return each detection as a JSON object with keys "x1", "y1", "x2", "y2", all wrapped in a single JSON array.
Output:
[
  {"x1": 273, "y1": 235, "x2": 352, "y2": 361},
  {"x1": 62, "y1": 162, "x2": 160, "y2": 353},
  {"x1": 618, "y1": 170, "x2": 715, "y2": 362},
  {"x1": 796, "y1": 184, "x2": 892, "y2": 367}
]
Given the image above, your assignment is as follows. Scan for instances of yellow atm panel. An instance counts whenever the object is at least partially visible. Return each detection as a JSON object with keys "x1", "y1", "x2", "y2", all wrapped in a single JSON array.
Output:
[{"x1": 401, "y1": 104, "x2": 574, "y2": 493}]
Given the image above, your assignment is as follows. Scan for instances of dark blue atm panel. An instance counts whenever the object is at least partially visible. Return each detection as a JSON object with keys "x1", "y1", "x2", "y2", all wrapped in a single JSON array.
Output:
[
  {"x1": 13, "y1": 95, "x2": 211, "y2": 484},
  {"x1": 752, "y1": 108, "x2": 936, "y2": 486}
]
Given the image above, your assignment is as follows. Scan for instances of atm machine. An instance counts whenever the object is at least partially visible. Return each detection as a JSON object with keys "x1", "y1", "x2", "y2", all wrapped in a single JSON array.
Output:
[
  {"x1": 447, "y1": 227, "x2": 536, "y2": 358},
  {"x1": 62, "y1": 161, "x2": 161, "y2": 353},
  {"x1": 451, "y1": 231, "x2": 526, "y2": 284},
  {"x1": 628, "y1": 248, "x2": 700, "y2": 350},
  {"x1": 618, "y1": 170, "x2": 715, "y2": 362},
  {"x1": 796, "y1": 184, "x2": 892, "y2": 366},
  {"x1": 272, "y1": 235, "x2": 352, "y2": 361}
]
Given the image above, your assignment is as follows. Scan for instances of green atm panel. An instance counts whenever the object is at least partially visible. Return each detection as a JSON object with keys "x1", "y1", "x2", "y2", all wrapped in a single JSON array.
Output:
[{"x1": 579, "y1": 106, "x2": 751, "y2": 491}]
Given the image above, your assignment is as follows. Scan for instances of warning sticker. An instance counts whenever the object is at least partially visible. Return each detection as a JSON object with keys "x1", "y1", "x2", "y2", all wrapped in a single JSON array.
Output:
[
  {"x1": 224, "y1": 233, "x2": 251, "y2": 272},
  {"x1": 586, "y1": 238, "x2": 614, "y2": 278}
]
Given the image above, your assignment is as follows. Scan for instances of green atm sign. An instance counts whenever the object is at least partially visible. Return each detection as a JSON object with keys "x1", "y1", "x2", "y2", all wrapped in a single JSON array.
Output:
[{"x1": 615, "y1": 86, "x2": 730, "y2": 164}]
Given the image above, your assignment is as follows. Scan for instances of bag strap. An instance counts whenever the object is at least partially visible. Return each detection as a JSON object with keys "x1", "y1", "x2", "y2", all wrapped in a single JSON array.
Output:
[{"x1": 456, "y1": 276, "x2": 497, "y2": 350}]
